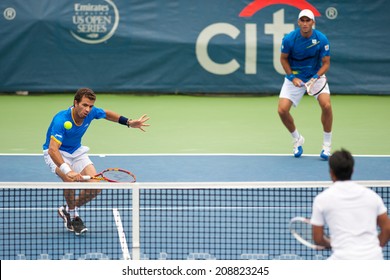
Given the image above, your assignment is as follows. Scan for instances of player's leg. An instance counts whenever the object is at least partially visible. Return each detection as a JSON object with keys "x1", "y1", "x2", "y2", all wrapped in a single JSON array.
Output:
[
  {"x1": 317, "y1": 92, "x2": 333, "y2": 160},
  {"x1": 57, "y1": 174, "x2": 77, "y2": 232},
  {"x1": 277, "y1": 98, "x2": 295, "y2": 132},
  {"x1": 317, "y1": 93, "x2": 332, "y2": 133},
  {"x1": 67, "y1": 150, "x2": 99, "y2": 235},
  {"x1": 278, "y1": 79, "x2": 305, "y2": 157},
  {"x1": 76, "y1": 163, "x2": 102, "y2": 208},
  {"x1": 58, "y1": 167, "x2": 79, "y2": 232},
  {"x1": 58, "y1": 189, "x2": 75, "y2": 232},
  {"x1": 43, "y1": 150, "x2": 75, "y2": 231},
  {"x1": 72, "y1": 163, "x2": 101, "y2": 235}
]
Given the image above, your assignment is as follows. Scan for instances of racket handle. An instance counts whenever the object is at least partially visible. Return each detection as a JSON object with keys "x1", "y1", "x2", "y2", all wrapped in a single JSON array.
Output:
[{"x1": 82, "y1": 175, "x2": 91, "y2": 180}]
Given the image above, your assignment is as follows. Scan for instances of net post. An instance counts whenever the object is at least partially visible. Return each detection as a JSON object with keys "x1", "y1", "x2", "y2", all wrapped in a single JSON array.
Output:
[{"x1": 132, "y1": 183, "x2": 140, "y2": 260}]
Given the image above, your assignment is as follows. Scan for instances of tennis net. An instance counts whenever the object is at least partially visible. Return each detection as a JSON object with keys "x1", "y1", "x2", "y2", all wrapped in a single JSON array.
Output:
[{"x1": 1, "y1": 181, "x2": 389, "y2": 260}]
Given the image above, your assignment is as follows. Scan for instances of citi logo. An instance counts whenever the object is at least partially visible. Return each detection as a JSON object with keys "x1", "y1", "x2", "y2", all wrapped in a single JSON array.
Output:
[{"x1": 196, "y1": 0, "x2": 322, "y2": 75}]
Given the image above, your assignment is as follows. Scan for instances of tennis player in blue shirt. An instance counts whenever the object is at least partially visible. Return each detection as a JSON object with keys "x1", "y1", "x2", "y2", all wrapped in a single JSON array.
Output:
[
  {"x1": 43, "y1": 88, "x2": 150, "y2": 235},
  {"x1": 278, "y1": 9, "x2": 333, "y2": 160}
]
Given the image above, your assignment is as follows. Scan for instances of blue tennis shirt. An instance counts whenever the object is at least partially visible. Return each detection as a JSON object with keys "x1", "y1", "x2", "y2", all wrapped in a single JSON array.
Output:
[
  {"x1": 43, "y1": 106, "x2": 106, "y2": 154},
  {"x1": 281, "y1": 29, "x2": 330, "y2": 82}
]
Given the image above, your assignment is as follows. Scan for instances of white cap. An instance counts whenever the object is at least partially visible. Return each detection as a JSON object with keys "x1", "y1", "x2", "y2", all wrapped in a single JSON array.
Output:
[{"x1": 298, "y1": 9, "x2": 315, "y2": 21}]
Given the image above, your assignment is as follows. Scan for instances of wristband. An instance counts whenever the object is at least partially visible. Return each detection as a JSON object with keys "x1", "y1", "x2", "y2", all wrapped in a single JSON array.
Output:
[
  {"x1": 60, "y1": 163, "x2": 71, "y2": 175},
  {"x1": 286, "y1": 74, "x2": 295, "y2": 82},
  {"x1": 119, "y1": 116, "x2": 129, "y2": 127},
  {"x1": 312, "y1": 74, "x2": 319, "y2": 79}
]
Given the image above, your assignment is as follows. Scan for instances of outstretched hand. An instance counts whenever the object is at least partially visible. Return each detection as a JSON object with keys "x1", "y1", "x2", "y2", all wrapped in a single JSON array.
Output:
[{"x1": 129, "y1": 114, "x2": 150, "y2": 132}]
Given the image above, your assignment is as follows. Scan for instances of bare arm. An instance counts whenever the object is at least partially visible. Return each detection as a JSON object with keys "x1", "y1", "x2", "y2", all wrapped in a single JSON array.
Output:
[
  {"x1": 48, "y1": 138, "x2": 66, "y2": 168},
  {"x1": 280, "y1": 53, "x2": 292, "y2": 76},
  {"x1": 105, "y1": 110, "x2": 150, "y2": 132},
  {"x1": 316, "y1": 56, "x2": 330, "y2": 76},
  {"x1": 312, "y1": 225, "x2": 331, "y2": 249},
  {"x1": 377, "y1": 213, "x2": 390, "y2": 247},
  {"x1": 48, "y1": 138, "x2": 82, "y2": 181},
  {"x1": 280, "y1": 53, "x2": 302, "y2": 87},
  {"x1": 104, "y1": 110, "x2": 121, "y2": 122}
]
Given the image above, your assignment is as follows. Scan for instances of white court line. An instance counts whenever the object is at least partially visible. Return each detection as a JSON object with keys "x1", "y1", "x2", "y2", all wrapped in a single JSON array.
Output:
[
  {"x1": 0, "y1": 207, "x2": 134, "y2": 211},
  {"x1": 1, "y1": 153, "x2": 390, "y2": 157},
  {"x1": 112, "y1": 208, "x2": 131, "y2": 260}
]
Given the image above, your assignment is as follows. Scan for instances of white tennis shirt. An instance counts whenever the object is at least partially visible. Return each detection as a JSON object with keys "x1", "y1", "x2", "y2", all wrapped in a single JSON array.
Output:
[{"x1": 311, "y1": 180, "x2": 387, "y2": 260}]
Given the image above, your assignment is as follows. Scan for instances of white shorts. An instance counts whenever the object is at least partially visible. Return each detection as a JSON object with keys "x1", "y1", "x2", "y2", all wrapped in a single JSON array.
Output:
[
  {"x1": 279, "y1": 77, "x2": 330, "y2": 107},
  {"x1": 43, "y1": 146, "x2": 93, "y2": 174}
]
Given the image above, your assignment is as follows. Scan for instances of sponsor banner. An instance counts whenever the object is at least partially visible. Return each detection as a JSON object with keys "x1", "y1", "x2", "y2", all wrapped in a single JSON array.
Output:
[{"x1": 0, "y1": 0, "x2": 389, "y2": 94}]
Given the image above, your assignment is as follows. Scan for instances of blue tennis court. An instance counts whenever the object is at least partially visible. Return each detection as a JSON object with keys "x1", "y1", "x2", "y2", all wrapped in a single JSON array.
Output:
[
  {"x1": 1, "y1": 154, "x2": 390, "y2": 260},
  {"x1": 1, "y1": 154, "x2": 390, "y2": 182}
]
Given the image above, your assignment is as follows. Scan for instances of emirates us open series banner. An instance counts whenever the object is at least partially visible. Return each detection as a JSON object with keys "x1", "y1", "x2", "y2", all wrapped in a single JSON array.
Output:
[{"x1": 1, "y1": 0, "x2": 389, "y2": 94}]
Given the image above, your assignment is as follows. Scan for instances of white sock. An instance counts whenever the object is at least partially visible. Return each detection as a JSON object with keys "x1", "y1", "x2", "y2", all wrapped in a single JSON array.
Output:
[
  {"x1": 291, "y1": 130, "x2": 300, "y2": 139},
  {"x1": 323, "y1": 132, "x2": 332, "y2": 145},
  {"x1": 66, "y1": 206, "x2": 79, "y2": 218}
]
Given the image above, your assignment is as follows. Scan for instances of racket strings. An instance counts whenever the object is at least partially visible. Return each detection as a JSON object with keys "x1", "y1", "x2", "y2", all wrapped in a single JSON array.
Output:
[
  {"x1": 309, "y1": 78, "x2": 327, "y2": 95},
  {"x1": 311, "y1": 81, "x2": 323, "y2": 93},
  {"x1": 103, "y1": 170, "x2": 134, "y2": 182},
  {"x1": 291, "y1": 221, "x2": 314, "y2": 243}
]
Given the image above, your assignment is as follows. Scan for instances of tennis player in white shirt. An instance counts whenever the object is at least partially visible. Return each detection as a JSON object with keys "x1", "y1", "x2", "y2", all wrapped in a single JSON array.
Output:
[{"x1": 310, "y1": 149, "x2": 390, "y2": 259}]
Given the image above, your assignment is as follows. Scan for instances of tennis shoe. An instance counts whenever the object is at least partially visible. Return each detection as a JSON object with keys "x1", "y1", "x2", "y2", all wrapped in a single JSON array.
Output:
[
  {"x1": 72, "y1": 216, "x2": 88, "y2": 236},
  {"x1": 293, "y1": 135, "x2": 305, "y2": 158},
  {"x1": 58, "y1": 205, "x2": 73, "y2": 232},
  {"x1": 320, "y1": 143, "x2": 331, "y2": 160}
]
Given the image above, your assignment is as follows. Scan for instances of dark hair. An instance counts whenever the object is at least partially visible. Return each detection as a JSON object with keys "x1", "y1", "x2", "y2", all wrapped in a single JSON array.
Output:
[
  {"x1": 328, "y1": 149, "x2": 354, "y2": 180},
  {"x1": 74, "y1": 88, "x2": 96, "y2": 103}
]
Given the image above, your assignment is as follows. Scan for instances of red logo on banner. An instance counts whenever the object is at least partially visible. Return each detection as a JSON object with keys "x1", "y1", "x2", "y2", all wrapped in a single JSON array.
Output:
[{"x1": 239, "y1": 0, "x2": 321, "y2": 17}]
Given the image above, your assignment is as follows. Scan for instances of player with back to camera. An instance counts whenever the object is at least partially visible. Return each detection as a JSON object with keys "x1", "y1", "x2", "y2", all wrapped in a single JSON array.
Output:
[
  {"x1": 43, "y1": 88, "x2": 150, "y2": 235},
  {"x1": 310, "y1": 149, "x2": 390, "y2": 259},
  {"x1": 278, "y1": 9, "x2": 333, "y2": 160}
]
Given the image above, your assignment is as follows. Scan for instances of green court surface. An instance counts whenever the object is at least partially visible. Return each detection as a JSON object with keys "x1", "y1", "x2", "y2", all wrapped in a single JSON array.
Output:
[{"x1": 0, "y1": 93, "x2": 389, "y2": 155}]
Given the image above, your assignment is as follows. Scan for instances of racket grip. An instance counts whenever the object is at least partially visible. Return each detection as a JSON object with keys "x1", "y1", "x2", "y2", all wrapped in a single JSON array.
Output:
[{"x1": 82, "y1": 175, "x2": 91, "y2": 180}]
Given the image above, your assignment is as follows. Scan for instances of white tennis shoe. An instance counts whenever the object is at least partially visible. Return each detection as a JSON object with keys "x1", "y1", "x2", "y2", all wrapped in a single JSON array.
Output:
[
  {"x1": 58, "y1": 205, "x2": 73, "y2": 232},
  {"x1": 320, "y1": 143, "x2": 331, "y2": 160},
  {"x1": 293, "y1": 135, "x2": 305, "y2": 158}
]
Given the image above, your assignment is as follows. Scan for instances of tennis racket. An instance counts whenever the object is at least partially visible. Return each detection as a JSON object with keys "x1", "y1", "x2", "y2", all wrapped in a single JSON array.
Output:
[
  {"x1": 301, "y1": 76, "x2": 327, "y2": 96},
  {"x1": 289, "y1": 217, "x2": 325, "y2": 250},
  {"x1": 82, "y1": 168, "x2": 136, "y2": 183}
]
